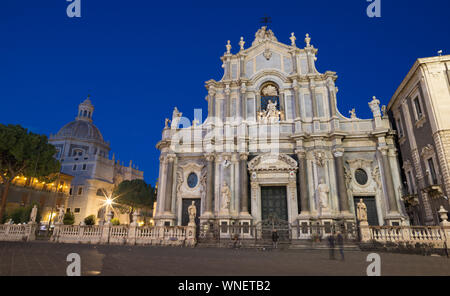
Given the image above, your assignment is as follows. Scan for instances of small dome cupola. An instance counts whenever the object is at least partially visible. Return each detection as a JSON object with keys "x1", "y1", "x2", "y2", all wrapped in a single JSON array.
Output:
[{"x1": 76, "y1": 95, "x2": 94, "y2": 122}]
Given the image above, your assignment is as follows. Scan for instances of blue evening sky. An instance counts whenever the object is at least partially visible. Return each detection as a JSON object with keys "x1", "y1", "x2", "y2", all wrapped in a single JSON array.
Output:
[{"x1": 1, "y1": 0, "x2": 449, "y2": 185}]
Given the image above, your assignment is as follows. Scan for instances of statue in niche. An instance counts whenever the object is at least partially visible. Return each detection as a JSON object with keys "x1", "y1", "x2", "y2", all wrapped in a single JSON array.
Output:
[
  {"x1": 188, "y1": 201, "x2": 197, "y2": 226},
  {"x1": 259, "y1": 100, "x2": 280, "y2": 123},
  {"x1": 200, "y1": 170, "x2": 207, "y2": 200},
  {"x1": 221, "y1": 182, "x2": 231, "y2": 211},
  {"x1": 176, "y1": 170, "x2": 183, "y2": 193},
  {"x1": 317, "y1": 178, "x2": 330, "y2": 211},
  {"x1": 356, "y1": 199, "x2": 368, "y2": 222}
]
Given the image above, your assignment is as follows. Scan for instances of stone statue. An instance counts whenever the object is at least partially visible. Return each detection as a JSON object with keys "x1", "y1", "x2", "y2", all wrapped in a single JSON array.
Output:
[
  {"x1": 305, "y1": 33, "x2": 311, "y2": 47},
  {"x1": 290, "y1": 32, "x2": 296, "y2": 47},
  {"x1": 188, "y1": 201, "x2": 197, "y2": 226},
  {"x1": 221, "y1": 182, "x2": 231, "y2": 211},
  {"x1": 200, "y1": 170, "x2": 207, "y2": 201},
  {"x1": 261, "y1": 100, "x2": 279, "y2": 123},
  {"x1": 171, "y1": 107, "x2": 182, "y2": 129},
  {"x1": 164, "y1": 118, "x2": 171, "y2": 128},
  {"x1": 368, "y1": 96, "x2": 381, "y2": 117},
  {"x1": 29, "y1": 205, "x2": 37, "y2": 223},
  {"x1": 381, "y1": 105, "x2": 387, "y2": 117},
  {"x1": 356, "y1": 199, "x2": 368, "y2": 222},
  {"x1": 6, "y1": 219, "x2": 13, "y2": 225},
  {"x1": 57, "y1": 207, "x2": 65, "y2": 224},
  {"x1": 176, "y1": 170, "x2": 183, "y2": 194},
  {"x1": 239, "y1": 36, "x2": 245, "y2": 51},
  {"x1": 317, "y1": 179, "x2": 329, "y2": 210},
  {"x1": 226, "y1": 40, "x2": 231, "y2": 54},
  {"x1": 349, "y1": 108, "x2": 357, "y2": 119}
]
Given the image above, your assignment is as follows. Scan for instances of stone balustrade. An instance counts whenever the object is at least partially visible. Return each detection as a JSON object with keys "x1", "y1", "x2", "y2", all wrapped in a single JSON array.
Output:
[
  {"x1": 360, "y1": 224, "x2": 450, "y2": 248},
  {"x1": 0, "y1": 223, "x2": 37, "y2": 242},
  {"x1": 51, "y1": 223, "x2": 196, "y2": 247}
]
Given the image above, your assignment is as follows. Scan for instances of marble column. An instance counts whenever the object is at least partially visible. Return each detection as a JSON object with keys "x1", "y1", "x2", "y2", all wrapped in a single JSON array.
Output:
[
  {"x1": 239, "y1": 153, "x2": 250, "y2": 215},
  {"x1": 380, "y1": 147, "x2": 399, "y2": 213},
  {"x1": 333, "y1": 149, "x2": 350, "y2": 213},
  {"x1": 204, "y1": 153, "x2": 215, "y2": 215},
  {"x1": 296, "y1": 149, "x2": 310, "y2": 214},
  {"x1": 164, "y1": 154, "x2": 176, "y2": 213},
  {"x1": 327, "y1": 80, "x2": 337, "y2": 117},
  {"x1": 309, "y1": 81, "x2": 318, "y2": 118},
  {"x1": 293, "y1": 81, "x2": 301, "y2": 119}
]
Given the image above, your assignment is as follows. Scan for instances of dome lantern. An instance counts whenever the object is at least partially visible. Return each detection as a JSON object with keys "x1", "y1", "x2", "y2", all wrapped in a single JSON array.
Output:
[{"x1": 76, "y1": 95, "x2": 94, "y2": 122}]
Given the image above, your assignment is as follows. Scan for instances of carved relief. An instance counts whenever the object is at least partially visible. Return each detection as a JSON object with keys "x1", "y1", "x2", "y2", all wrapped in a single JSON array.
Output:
[{"x1": 421, "y1": 144, "x2": 435, "y2": 160}]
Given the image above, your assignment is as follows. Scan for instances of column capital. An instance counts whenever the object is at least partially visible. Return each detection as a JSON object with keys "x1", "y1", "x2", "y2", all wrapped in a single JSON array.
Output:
[
  {"x1": 166, "y1": 153, "x2": 176, "y2": 162},
  {"x1": 295, "y1": 149, "x2": 306, "y2": 159},
  {"x1": 333, "y1": 148, "x2": 345, "y2": 158},
  {"x1": 204, "y1": 153, "x2": 215, "y2": 162},
  {"x1": 239, "y1": 152, "x2": 249, "y2": 160},
  {"x1": 240, "y1": 83, "x2": 247, "y2": 94},
  {"x1": 378, "y1": 146, "x2": 389, "y2": 155}
]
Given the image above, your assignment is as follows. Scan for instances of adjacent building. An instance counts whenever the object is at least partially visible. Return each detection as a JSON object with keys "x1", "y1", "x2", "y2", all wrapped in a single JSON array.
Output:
[
  {"x1": 388, "y1": 55, "x2": 450, "y2": 225},
  {"x1": 0, "y1": 173, "x2": 73, "y2": 225},
  {"x1": 49, "y1": 98, "x2": 144, "y2": 224},
  {"x1": 155, "y1": 26, "x2": 408, "y2": 234}
]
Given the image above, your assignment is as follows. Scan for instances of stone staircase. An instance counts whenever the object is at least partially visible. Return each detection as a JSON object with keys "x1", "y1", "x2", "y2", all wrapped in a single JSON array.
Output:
[{"x1": 196, "y1": 238, "x2": 360, "y2": 251}]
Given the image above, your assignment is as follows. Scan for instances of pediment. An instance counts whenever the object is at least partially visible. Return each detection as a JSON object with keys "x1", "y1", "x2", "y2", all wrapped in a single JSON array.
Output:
[{"x1": 248, "y1": 153, "x2": 298, "y2": 172}]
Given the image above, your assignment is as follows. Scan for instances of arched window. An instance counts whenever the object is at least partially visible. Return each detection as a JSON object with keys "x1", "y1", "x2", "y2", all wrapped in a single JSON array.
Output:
[{"x1": 96, "y1": 188, "x2": 107, "y2": 196}]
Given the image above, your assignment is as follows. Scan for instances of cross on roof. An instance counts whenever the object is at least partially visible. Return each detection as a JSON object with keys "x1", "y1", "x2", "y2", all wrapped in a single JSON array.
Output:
[{"x1": 260, "y1": 16, "x2": 272, "y2": 28}]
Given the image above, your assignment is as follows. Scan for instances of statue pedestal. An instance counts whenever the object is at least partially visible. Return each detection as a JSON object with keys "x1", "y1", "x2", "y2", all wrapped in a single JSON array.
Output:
[
  {"x1": 359, "y1": 220, "x2": 371, "y2": 242},
  {"x1": 384, "y1": 212, "x2": 404, "y2": 226},
  {"x1": 156, "y1": 212, "x2": 176, "y2": 226}
]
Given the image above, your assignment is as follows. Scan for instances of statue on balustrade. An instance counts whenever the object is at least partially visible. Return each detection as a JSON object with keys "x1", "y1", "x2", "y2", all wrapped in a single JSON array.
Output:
[{"x1": 29, "y1": 205, "x2": 38, "y2": 223}]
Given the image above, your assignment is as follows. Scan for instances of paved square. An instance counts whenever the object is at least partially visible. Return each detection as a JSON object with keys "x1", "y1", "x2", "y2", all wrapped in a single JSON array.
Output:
[{"x1": 0, "y1": 241, "x2": 449, "y2": 276}]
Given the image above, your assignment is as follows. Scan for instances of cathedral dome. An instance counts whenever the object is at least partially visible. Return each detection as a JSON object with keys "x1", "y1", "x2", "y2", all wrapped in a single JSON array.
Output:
[
  {"x1": 56, "y1": 120, "x2": 104, "y2": 142},
  {"x1": 54, "y1": 96, "x2": 105, "y2": 143}
]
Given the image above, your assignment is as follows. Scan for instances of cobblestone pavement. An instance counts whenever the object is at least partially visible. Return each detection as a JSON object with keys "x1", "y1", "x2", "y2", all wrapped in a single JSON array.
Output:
[{"x1": 0, "y1": 241, "x2": 449, "y2": 276}]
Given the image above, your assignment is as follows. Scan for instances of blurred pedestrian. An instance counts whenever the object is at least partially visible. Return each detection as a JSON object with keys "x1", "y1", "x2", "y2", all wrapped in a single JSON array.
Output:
[
  {"x1": 272, "y1": 229, "x2": 279, "y2": 249},
  {"x1": 327, "y1": 233, "x2": 336, "y2": 260},
  {"x1": 336, "y1": 231, "x2": 345, "y2": 261}
]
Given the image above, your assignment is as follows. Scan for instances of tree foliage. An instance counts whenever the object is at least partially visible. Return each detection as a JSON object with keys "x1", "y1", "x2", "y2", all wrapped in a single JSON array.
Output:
[
  {"x1": 113, "y1": 179, "x2": 155, "y2": 210},
  {"x1": 7, "y1": 203, "x2": 41, "y2": 224},
  {"x1": 0, "y1": 124, "x2": 60, "y2": 220},
  {"x1": 63, "y1": 212, "x2": 75, "y2": 225},
  {"x1": 84, "y1": 215, "x2": 96, "y2": 226}
]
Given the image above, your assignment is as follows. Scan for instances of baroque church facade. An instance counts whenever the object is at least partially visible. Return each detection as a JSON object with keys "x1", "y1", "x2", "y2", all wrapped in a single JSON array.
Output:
[
  {"x1": 49, "y1": 98, "x2": 144, "y2": 224},
  {"x1": 155, "y1": 27, "x2": 408, "y2": 234}
]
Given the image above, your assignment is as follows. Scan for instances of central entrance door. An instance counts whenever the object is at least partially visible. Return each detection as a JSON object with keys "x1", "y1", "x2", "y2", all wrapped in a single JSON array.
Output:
[{"x1": 261, "y1": 186, "x2": 288, "y2": 221}]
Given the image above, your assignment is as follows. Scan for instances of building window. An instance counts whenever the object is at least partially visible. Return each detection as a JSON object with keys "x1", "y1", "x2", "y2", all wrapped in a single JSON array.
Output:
[
  {"x1": 66, "y1": 208, "x2": 71, "y2": 213},
  {"x1": 396, "y1": 117, "x2": 404, "y2": 138},
  {"x1": 82, "y1": 164, "x2": 87, "y2": 170},
  {"x1": 413, "y1": 96, "x2": 423, "y2": 120},
  {"x1": 69, "y1": 187, "x2": 73, "y2": 196},
  {"x1": 187, "y1": 172, "x2": 198, "y2": 188},
  {"x1": 72, "y1": 164, "x2": 77, "y2": 171},
  {"x1": 77, "y1": 186, "x2": 83, "y2": 195},
  {"x1": 355, "y1": 169, "x2": 368, "y2": 185},
  {"x1": 74, "y1": 208, "x2": 80, "y2": 213},
  {"x1": 427, "y1": 158, "x2": 438, "y2": 185},
  {"x1": 407, "y1": 171, "x2": 415, "y2": 194}
]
